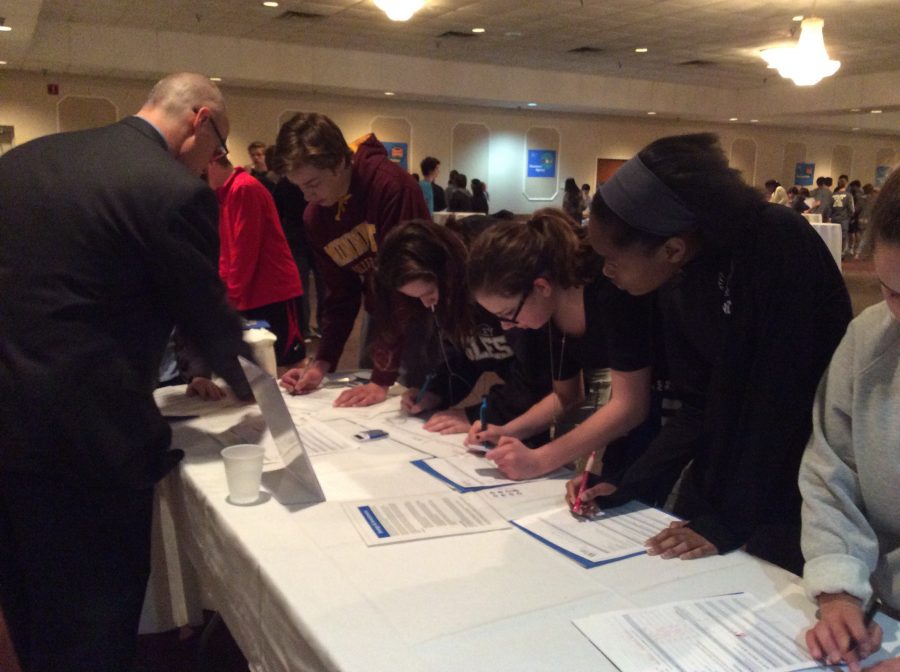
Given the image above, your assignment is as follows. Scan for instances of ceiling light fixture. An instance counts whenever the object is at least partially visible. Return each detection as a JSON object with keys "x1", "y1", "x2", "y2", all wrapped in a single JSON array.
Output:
[
  {"x1": 850, "y1": 108, "x2": 861, "y2": 112},
  {"x1": 0, "y1": 60, "x2": 6, "y2": 65},
  {"x1": 635, "y1": 47, "x2": 648, "y2": 53},
  {"x1": 472, "y1": 27, "x2": 485, "y2": 33},
  {"x1": 0, "y1": 26, "x2": 11, "y2": 32},
  {"x1": 750, "y1": 119, "x2": 759, "y2": 123},
  {"x1": 870, "y1": 109, "x2": 882, "y2": 114},
  {"x1": 760, "y1": 16, "x2": 840, "y2": 86},
  {"x1": 647, "y1": 111, "x2": 656, "y2": 115},
  {"x1": 526, "y1": 102, "x2": 537, "y2": 107},
  {"x1": 729, "y1": 117, "x2": 739, "y2": 121},
  {"x1": 262, "y1": 1, "x2": 279, "y2": 7},
  {"x1": 792, "y1": 15, "x2": 804, "y2": 21},
  {"x1": 384, "y1": 91, "x2": 395, "y2": 96},
  {"x1": 374, "y1": 0, "x2": 425, "y2": 22}
]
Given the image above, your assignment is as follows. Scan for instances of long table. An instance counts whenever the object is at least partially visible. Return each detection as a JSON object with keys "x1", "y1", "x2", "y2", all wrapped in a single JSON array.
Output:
[{"x1": 148, "y1": 384, "x2": 899, "y2": 671}]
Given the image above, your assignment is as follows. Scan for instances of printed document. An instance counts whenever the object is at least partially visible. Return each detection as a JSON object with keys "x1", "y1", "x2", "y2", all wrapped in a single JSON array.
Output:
[
  {"x1": 296, "y1": 418, "x2": 359, "y2": 456},
  {"x1": 511, "y1": 501, "x2": 677, "y2": 567},
  {"x1": 412, "y1": 453, "x2": 566, "y2": 491},
  {"x1": 343, "y1": 492, "x2": 509, "y2": 546},
  {"x1": 573, "y1": 593, "x2": 814, "y2": 672}
]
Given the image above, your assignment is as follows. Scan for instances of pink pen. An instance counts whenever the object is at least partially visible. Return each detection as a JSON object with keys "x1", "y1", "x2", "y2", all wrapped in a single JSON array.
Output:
[{"x1": 572, "y1": 452, "x2": 596, "y2": 515}]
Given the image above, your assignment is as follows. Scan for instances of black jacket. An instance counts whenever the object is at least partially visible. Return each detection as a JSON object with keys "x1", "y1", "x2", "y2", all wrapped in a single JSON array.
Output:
[
  {"x1": 597, "y1": 204, "x2": 851, "y2": 568},
  {"x1": 0, "y1": 116, "x2": 250, "y2": 490}
]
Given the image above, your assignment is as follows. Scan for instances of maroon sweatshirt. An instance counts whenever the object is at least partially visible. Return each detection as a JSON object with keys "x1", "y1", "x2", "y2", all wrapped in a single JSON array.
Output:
[{"x1": 304, "y1": 134, "x2": 430, "y2": 386}]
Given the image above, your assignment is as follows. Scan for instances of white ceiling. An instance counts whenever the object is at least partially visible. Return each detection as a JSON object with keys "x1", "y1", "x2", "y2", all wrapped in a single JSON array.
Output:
[{"x1": 2, "y1": 0, "x2": 899, "y2": 132}]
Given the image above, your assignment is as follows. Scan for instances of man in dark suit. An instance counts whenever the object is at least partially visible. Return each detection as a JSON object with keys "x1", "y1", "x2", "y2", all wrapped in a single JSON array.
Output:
[{"x1": 0, "y1": 72, "x2": 251, "y2": 672}]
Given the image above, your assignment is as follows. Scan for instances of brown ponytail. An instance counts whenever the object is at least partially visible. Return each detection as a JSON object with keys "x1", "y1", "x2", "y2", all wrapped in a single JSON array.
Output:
[{"x1": 468, "y1": 208, "x2": 600, "y2": 297}]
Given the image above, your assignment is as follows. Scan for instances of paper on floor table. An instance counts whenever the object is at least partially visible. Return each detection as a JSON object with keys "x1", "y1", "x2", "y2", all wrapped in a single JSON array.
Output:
[
  {"x1": 573, "y1": 592, "x2": 815, "y2": 672},
  {"x1": 511, "y1": 502, "x2": 677, "y2": 568},
  {"x1": 343, "y1": 492, "x2": 509, "y2": 546},
  {"x1": 411, "y1": 452, "x2": 542, "y2": 491}
]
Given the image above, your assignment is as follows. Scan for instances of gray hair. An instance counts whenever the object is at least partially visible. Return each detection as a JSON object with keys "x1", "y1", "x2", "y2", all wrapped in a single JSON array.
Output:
[{"x1": 144, "y1": 72, "x2": 225, "y2": 119}]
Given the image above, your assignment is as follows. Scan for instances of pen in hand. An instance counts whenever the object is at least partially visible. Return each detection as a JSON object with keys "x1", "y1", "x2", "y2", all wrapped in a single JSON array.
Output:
[
  {"x1": 572, "y1": 452, "x2": 597, "y2": 516},
  {"x1": 847, "y1": 597, "x2": 882, "y2": 657},
  {"x1": 479, "y1": 396, "x2": 490, "y2": 453},
  {"x1": 414, "y1": 373, "x2": 435, "y2": 408}
]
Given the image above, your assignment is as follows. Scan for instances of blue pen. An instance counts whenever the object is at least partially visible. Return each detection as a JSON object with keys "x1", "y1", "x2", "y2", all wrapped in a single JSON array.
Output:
[
  {"x1": 478, "y1": 396, "x2": 491, "y2": 453},
  {"x1": 415, "y1": 373, "x2": 435, "y2": 406}
]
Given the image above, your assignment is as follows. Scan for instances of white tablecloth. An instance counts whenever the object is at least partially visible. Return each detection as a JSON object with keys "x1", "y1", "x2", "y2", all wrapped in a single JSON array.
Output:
[
  {"x1": 803, "y1": 213, "x2": 823, "y2": 224},
  {"x1": 146, "y1": 386, "x2": 899, "y2": 671},
  {"x1": 811, "y1": 222, "x2": 843, "y2": 269}
]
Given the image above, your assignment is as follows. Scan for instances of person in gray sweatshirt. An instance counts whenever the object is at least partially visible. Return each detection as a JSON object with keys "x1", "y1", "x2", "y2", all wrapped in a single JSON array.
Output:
[{"x1": 800, "y1": 166, "x2": 900, "y2": 672}]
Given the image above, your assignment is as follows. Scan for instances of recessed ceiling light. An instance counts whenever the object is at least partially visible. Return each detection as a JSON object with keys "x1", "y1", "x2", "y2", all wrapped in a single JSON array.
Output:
[
  {"x1": 870, "y1": 109, "x2": 882, "y2": 114},
  {"x1": 750, "y1": 119, "x2": 759, "y2": 123},
  {"x1": 852, "y1": 127, "x2": 860, "y2": 131},
  {"x1": 527, "y1": 102, "x2": 537, "y2": 107},
  {"x1": 209, "y1": 77, "x2": 222, "y2": 82},
  {"x1": 262, "y1": 0, "x2": 279, "y2": 6},
  {"x1": 647, "y1": 111, "x2": 656, "y2": 115},
  {"x1": 850, "y1": 108, "x2": 861, "y2": 112},
  {"x1": 384, "y1": 91, "x2": 395, "y2": 96},
  {"x1": 729, "y1": 117, "x2": 739, "y2": 121},
  {"x1": 472, "y1": 27, "x2": 486, "y2": 33},
  {"x1": 792, "y1": 15, "x2": 804, "y2": 21},
  {"x1": 634, "y1": 47, "x2": 648, "y2": 53},
  {"x1": 0, "y1": 26, "x2": 12, "y2": 32},
  {"x1": 0, "y1": 60, "x2": 6, "y2": 65}
]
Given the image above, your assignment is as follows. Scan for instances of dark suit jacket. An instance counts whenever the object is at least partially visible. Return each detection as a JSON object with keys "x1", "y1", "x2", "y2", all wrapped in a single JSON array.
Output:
[{"x1": 0, "y1": 116, "x2": 250, "y2": 490}]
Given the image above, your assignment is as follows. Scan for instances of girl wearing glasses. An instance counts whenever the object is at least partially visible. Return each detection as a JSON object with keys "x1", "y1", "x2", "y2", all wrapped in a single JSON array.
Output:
[
  {"x1": 465, "y1": 209, "x2": 662, "y2": 486},
  {"x1": 376, "y1": 218, "x2": 552, "y2": 435},
  {"x1": 574, "y1": 133, "x2": 851, "y2": 571}
]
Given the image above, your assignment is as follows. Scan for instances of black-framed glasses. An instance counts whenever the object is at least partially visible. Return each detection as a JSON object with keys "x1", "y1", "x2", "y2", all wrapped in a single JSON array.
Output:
[
  {"x1": 498, "y1": 287, "x2": 531, "y2": 325},
  {"x1": 195, "y1": 107, "x2": 228, "y2": 160},
  {"x1": 207, "y1": 115, "x2": 229, "y2": 160}
]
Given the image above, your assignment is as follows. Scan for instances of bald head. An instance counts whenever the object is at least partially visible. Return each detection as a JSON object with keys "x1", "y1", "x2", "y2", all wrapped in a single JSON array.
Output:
[
  {"x1": 137, "y1": 72, "x2": 230, "y2": 176},
  {"x1": 142, "y1": 72, "x2": 225, "y2": 120}
]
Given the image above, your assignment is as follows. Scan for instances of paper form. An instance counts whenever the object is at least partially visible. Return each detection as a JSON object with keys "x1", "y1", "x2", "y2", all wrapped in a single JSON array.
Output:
[
  {"x1": 573, "y1": 593, "x2": 816, "y2": 672},
  {"x1": 343, "y1": 492, "x2": 509, "y2": 546},
  {"x1": 155, "y1": 384, "x2": 241, "y2": 417},
  {"x1": 411, "y1": 453, "x2": 551, "y2": 491},
  {"x1": 295, "y1": 418, "x2": 360, "y2": 456},
  {"x1": 511, "y1": 502, "x2": 677, "y2": 567}
]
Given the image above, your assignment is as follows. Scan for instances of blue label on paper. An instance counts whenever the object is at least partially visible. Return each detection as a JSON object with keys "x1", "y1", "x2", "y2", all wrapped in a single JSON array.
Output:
[{"x1": 358, "y1": 506, "x2": 390, "y2": 538}]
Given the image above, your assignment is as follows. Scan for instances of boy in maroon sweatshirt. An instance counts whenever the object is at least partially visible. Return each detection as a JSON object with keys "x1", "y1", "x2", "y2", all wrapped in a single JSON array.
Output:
[{"x1": 274, "y1": 113, "x2": 430, "y2": 406}]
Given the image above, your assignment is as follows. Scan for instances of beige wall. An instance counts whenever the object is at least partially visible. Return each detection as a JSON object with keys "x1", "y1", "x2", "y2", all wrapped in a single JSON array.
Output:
[{"x1": 2, "y1": 70, "x2": 897, "y2": 213}]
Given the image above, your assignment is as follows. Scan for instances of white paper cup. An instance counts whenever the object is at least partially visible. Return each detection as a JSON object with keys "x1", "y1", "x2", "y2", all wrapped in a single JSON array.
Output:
[{"x1": 221, "y1": 444, "x2": 265, "y2": 504}]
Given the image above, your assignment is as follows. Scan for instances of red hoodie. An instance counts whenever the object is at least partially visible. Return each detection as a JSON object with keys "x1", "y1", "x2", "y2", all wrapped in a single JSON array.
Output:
[
  {"x1": 217, "y1": 167, "x2": 303, "y2": 311},
  {"x1": 304, "y1": 134, "x2": 430, "y2": 386}
]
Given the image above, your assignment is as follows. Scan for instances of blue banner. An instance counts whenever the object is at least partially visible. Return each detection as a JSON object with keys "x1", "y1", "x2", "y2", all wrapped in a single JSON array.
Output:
[
  {"x1": 527, "y1": 149, "x2": 557, "y2": 178},
  {"x1": 794, "y1": 162, "x2": 815, "y2": 186},
  {"x1": 382, "y1": 142, "x2": 409, "y2": 172}
]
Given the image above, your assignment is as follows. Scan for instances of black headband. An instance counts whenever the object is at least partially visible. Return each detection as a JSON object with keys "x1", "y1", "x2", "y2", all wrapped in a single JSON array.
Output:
[{"x1": 598, "y1": 155, "x2": 697, "y2": 236}]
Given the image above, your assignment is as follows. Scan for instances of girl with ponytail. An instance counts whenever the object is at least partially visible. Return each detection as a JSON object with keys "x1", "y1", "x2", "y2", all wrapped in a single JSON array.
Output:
[{"x1": 465, "y1": 208, "x2": 660, "y2": 484}]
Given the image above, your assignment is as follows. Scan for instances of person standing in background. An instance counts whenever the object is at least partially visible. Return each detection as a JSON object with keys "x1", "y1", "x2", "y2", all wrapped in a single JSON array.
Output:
[
  {"x1": 0, "y1": 72, "x2": 252, "y2": 672},
  {"x1": 207, "y1": 155, "x2": 306, "y2": 366},
  {"x1": 419, "y1": 156, "x2": 440, "y2": 215},
  {"x1": 765, "y1": 179, "x2": 789, "y2": 205},
  {"x1": 245, "y1": 140, "x2": 275, "y2": 193}
]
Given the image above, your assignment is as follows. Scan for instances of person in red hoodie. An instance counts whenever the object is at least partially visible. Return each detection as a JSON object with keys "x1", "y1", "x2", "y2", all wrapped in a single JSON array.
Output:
[
  {"x1": 274, "y1": 113, "x2": 430, "y2": 407},
  {"x1": 207, "y1": 155, "x2": 306, "y2": 365}
]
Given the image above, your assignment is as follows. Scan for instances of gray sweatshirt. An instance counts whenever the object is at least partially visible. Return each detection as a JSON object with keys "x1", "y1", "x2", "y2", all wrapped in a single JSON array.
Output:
[{"x1": 800, "y1": 301, "x2": 900, "y2": 611}]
